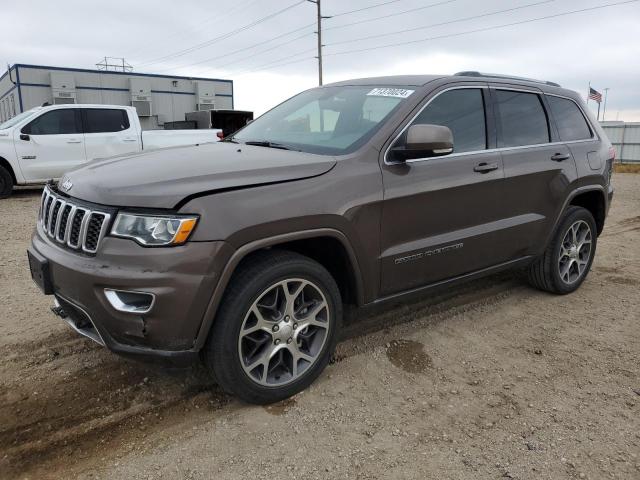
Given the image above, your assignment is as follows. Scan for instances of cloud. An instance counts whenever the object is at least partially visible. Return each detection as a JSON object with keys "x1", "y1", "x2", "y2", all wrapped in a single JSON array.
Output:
[{"x1": 2, "y1": 0, "x2": 639, "y2": 119}]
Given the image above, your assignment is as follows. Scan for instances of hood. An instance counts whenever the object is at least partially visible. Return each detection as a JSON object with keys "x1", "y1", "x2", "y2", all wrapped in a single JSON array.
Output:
[{"x1": 60, "y1": 142, "x2": 336, "y2": 208}]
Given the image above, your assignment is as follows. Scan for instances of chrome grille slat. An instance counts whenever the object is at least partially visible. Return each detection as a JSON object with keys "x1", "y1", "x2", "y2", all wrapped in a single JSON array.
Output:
[{"x1": 40, "y1": 186, "x2": 111, "y2": 255}]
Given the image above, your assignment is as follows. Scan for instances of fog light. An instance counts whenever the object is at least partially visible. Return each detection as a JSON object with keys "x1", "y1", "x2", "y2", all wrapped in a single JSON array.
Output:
[{"x1": 104, "y1": 289, "x2": 155, "y2": 314}]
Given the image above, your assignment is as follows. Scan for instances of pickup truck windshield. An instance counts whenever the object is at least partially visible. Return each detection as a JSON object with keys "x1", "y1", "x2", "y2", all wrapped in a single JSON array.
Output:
[
  {"x1": 232, "y1": 86, "x2": 414, "y2": 155},
  {"x1": 0, "y1": 109, "x2": 38, "y2": 130}
]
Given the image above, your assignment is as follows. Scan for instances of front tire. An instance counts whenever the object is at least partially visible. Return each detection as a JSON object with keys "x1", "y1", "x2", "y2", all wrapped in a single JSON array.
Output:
[
  {"x1": 0, "y1": 165, "x2": 13, "y2": 199},
  {"x1": 204, "y1": 250, "x2": 342, "y2": 404},
  {"x1": 528, "y1": 206, "x2": 597, "y2": 294}
]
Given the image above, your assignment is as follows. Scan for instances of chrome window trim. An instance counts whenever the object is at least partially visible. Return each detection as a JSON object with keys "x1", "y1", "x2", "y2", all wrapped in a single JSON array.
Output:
[{"x1": 384, "y1": 85, "x2": 599, "y2": 166}]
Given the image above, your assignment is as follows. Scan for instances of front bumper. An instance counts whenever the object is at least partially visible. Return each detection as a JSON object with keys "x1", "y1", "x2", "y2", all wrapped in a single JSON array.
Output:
[{"x1": 29, "y1": 223, "x2": 230, "y2": 365}]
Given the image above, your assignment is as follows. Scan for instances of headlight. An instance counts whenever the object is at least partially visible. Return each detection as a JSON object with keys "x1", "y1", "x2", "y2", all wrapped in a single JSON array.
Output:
[{"x1": 111, "y1": 213, "x2": 198, "y2": 246}]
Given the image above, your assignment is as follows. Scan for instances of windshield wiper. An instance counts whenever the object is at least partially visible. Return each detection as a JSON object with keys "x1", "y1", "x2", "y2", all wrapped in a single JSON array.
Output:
[{"x1": 243, "y1": 140, "x2": 294, "y2": 151}]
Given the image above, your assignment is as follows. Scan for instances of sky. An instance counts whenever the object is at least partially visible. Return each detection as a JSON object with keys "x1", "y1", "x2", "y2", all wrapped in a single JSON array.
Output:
[{"x1": 2, "y1": 0, "x2": 639, "y2": 120}]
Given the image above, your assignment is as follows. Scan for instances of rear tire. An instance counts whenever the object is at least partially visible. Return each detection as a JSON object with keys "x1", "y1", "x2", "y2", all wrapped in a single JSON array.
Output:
[
  {"x1": 528, "y1": 206, "x2": 597, "y2": 294},
  {"x1": 0, "y1": 165, "x2": 13, "y2": 199},
  {"x1": 204, "y1": 250, "x2": 342, "y2": 404}
]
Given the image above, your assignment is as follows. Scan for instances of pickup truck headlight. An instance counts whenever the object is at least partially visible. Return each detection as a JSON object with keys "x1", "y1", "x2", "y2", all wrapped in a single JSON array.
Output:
[{"x1": 111, "y1": 213, "x2": 198, "y2": 246}]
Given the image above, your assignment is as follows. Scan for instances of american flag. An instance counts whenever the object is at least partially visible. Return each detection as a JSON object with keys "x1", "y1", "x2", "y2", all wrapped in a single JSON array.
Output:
[{"x1": 588, "y1": 87, "x2": 602, "y2": 103}]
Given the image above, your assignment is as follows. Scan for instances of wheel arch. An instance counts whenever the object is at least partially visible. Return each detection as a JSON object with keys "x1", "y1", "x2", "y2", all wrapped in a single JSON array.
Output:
[
  {"x1": 568, "y1": 188, "x2": 606, "y2": 235},
  {"x1": 0, "y1": 156, "x2": 17, "y2": 185},
  {"x1": 193, "y1": 228, "x2": 365, "y2": 350}
]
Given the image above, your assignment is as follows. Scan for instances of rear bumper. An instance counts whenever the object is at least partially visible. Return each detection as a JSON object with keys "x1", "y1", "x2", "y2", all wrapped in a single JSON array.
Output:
[{"x1": 29, "y1": 223, "x2": 230, "y2": 365}]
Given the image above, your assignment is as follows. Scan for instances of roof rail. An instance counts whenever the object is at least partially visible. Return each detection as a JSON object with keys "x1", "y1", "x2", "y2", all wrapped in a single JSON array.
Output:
[{"x1": 454, "y1": 71, "x2": 561, "y2": 87}]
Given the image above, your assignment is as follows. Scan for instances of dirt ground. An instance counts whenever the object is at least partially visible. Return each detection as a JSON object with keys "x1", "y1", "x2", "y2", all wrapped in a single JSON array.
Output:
[{"x1": 1, "y1": 175, "x2": 638, "y2": 480}]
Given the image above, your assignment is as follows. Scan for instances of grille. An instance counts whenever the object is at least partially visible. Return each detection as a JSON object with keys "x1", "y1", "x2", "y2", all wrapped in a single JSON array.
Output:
[{"x1": 40, "y1": 186, "x2": 111, "y2": 254}]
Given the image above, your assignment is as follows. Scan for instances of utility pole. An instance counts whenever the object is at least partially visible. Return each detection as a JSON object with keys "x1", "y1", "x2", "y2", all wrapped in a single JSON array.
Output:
[
  {"x1": 308, "y1": 0, "x2": 329, "y2": 86},
  {"x1": 602, "y1": 88, "x2": 610, "y2": 122}
]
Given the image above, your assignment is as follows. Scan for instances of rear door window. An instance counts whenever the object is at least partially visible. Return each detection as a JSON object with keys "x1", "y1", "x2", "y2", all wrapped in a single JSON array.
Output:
[
  {"x1": 494, "y1": 90, "x2": 549, "y2": 148},
  {"x1": 22, "y1": 109, "x2": 82, "y2": 135},
  {"x1": 546, "y1": 95, "x2": 592, "y2": 141},
  {"x1": 84, "y1": 109, "x2": 130, "y2": 133}
]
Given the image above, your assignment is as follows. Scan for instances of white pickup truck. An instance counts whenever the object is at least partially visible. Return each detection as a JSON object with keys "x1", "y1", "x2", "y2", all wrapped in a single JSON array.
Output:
[{"x1": 0, "y1": 104, "x2": 221, "y2": 198}]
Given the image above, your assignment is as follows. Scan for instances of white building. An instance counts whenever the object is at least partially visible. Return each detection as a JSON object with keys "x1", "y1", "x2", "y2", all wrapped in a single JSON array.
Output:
[
  {"x1": 0, "y1": 63, "x2": 233, "y2": 130},
  {"x1": 600, "y1": 121, "x2": 640, "y2": 163}
]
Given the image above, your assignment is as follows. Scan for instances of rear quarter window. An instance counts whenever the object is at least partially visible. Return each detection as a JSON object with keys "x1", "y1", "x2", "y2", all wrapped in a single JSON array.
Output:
[
  {"x1": 84, "y1": 109, "x2": 130, "y2": 133},
  {"x1": 546, "y1": 95, "x2": 592, "y2": 141}
]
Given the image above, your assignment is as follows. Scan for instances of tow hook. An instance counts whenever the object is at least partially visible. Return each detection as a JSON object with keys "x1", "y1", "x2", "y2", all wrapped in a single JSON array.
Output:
[{"x1": 51, "y1": 304, "x2": 68, "y2": 319}]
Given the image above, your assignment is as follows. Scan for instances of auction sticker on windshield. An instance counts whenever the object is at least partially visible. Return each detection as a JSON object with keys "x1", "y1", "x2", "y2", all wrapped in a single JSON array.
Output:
[{"x1": 367, "y1": 88, "x2": 414, "y2": 98}]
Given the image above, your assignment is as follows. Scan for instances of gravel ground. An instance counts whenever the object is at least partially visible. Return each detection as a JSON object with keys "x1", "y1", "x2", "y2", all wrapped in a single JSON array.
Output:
[{"x1": 1, "y1": 175, "x2": 638, "y2": 480}]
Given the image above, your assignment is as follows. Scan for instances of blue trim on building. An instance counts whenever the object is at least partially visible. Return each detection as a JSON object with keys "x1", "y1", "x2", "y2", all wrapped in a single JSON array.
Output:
[
  {"x1": 231, "y1": 81, "x2": 234, "y2": 109},
  {"x1": 15, "y1": 82, "x2": 234, "y2": 99},
  {"x1": 151, "y1": 89, "x2": 193, "y2": 96},
  {"x1": 14, "y1": 63, "x2": 233, "y2": 84},
  {"x1": 77, "y1": 85, "x2": 128, "y2": 92},
  {"x1": 15, "y1": 66, "x2": 23, "y2": 112}
]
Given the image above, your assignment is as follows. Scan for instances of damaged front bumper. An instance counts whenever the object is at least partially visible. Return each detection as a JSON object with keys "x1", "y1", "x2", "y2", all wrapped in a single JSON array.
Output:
[{"x1": 29, "y1": 223, "x2": 228, "y2": 366}]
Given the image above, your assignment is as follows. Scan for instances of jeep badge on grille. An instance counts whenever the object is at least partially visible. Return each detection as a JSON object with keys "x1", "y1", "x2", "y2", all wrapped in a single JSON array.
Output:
[{"x1": 60, "y1": 177, "x2": 73, "y2": 192}]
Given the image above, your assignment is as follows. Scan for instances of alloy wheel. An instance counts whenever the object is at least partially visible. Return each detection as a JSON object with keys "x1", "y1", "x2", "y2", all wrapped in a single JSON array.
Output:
[
  {"x1": 558, "y1": 220, "x2": 592, "y2": 284},
  {"x1": 237, "y1": 278, "x2": 330, "y2": 387}
]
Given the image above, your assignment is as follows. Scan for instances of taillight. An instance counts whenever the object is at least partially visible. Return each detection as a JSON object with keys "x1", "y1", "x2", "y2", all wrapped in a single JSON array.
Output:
[
  {"x1": 606, "y1": 146, "x2": 615, "y2": 184},
  {"x1": 216, "y1": 131, "x2": 224, "y2": 141}
]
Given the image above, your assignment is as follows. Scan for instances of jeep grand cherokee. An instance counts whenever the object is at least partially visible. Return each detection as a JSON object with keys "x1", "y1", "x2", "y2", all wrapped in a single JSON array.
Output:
[{"x1": 28, "y1": 72, "x2": 615, "y2": 404}]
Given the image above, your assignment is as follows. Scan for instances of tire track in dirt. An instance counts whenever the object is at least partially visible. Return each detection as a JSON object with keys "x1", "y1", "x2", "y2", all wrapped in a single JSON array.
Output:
[{"x1": 0, "y1": 273, "x2": 522, "y2": 478}]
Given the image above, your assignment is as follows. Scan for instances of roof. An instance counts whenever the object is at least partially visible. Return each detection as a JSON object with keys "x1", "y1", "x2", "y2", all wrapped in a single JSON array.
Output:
[
  {"x1": 7, "y1": 63, "x2": 233, "y2": 84},
  {"x1": 325, "y1": 73, "x2": 566, "y2": 92},
  {"x1": 325, "y1": 75, "x2": 444, "y2": 87}
]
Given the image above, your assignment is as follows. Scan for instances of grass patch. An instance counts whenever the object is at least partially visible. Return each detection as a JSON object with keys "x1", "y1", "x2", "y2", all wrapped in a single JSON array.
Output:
[{"x1": 614, "y1": 163, "x2": 640, "y2": 173}]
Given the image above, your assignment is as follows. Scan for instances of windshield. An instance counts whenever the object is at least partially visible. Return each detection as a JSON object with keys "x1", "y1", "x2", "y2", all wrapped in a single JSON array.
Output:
[
  {"x1": 0, "y1": 109, "x2": 39, "y2": 130},
  {"x1": 231, "y1": 85, "x2": 415, "y2": 155}
]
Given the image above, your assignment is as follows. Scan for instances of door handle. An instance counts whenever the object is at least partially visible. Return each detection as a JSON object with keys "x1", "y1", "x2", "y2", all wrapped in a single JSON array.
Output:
[
  {"x1": 122, "y1": 138, "x2": 138, "y2": 142},
  {"x1": 473, "y1": 162, "x2": 499, "y2": 173},
  {"x1": 66, "y1": 140, "x2": 82, "y2": 144},
  {"x1": 551, "y1": 153, "x2": 570, "y2": 162}
]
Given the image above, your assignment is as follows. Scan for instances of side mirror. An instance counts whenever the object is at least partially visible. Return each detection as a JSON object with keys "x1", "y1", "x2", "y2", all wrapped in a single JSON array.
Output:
[
  {"x1": 390, "y1": 124, "x2": 453, "y2": 162},
  {"x1": 20, "y1": 134, "x2": 30, "y2": 141}
]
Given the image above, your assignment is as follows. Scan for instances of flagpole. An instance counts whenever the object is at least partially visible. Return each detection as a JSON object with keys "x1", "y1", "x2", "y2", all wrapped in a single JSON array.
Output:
[
  {"x1": 602, "y1": 88, "x2": 609, "y2": 122},
  {"x1": 586, "y1": 81, "x2": 591, "y2": 106},
  {"x1": 597, "y1": 101, "x2": 601, "y2": 121}
]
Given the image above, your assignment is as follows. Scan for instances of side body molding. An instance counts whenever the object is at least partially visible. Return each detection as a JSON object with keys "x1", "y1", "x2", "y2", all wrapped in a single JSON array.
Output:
[{"x1": 193, "y1": 228, "x2": 365, "y2": 349}]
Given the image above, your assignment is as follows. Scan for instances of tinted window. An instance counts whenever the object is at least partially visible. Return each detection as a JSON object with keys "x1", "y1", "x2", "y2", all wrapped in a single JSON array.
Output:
[
  {"x1": 495, "y1": 90, "x2": 549, "y2": 148},
  {"x1": 22, "y1": 109, "x2": 81, "y2": 135},
  {"x1": 85, "y1": 109, "x2": 130, "y2": 133},
  {"x1": 547, "y1": 96, "x2": 591, "y2": 141},
  {"x1": 412, "y1": 88, "x2": 486, "y2": 153}
]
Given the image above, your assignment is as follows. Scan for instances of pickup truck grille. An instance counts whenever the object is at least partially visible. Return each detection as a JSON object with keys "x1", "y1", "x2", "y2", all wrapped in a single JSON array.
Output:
[{"x1": 39, "y1": 186, "x2": 111, "y2": 254}]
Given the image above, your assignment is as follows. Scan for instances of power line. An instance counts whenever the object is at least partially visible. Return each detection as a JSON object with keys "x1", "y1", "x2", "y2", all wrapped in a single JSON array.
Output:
[
  {"x1": 235, "y1": 56, "x2": 316, "y2": 78},
  {"x1": 324, "y1": 0, "x2": 459, "y2": 31},
  {"x1": 136, "y1": 0, "x2": 306, "y2": 67},
  {"x1": 129, "y1": 0, "x2": 260, "y2": 60},
  {"x1": 327, "y1": 0, "x2": 554, "y2": 47},
  {"x1": 231, "y1": 47, "x2": 317, "y2": 76},
  {"x1": 154, "y1": 23, "x2": 316, "y2": 74},
  {"x1": 329, "y1": 0, "x2": 409, "y2": 17},
  {"x1": 325, "y1": 0, "x2": 640, "y2": 57}
]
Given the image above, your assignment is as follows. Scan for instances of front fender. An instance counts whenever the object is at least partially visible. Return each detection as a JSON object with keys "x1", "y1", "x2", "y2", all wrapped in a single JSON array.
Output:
[{"x1": 192, "y1": 228, "x2": 365, "y2": 350}]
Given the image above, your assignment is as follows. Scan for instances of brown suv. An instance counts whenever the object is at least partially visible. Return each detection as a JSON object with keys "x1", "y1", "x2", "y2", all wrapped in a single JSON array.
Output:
[{"x1": 28, "y1": 72, "x2": 615, "y2": 404}]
